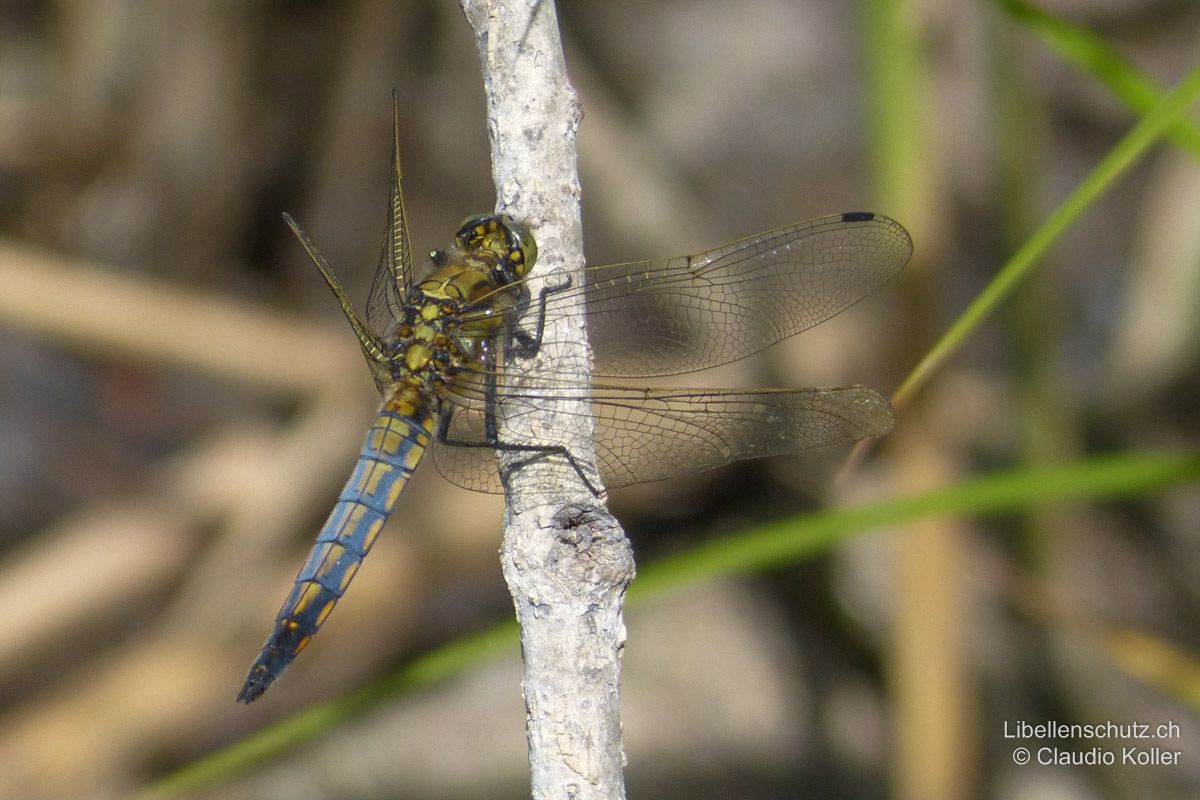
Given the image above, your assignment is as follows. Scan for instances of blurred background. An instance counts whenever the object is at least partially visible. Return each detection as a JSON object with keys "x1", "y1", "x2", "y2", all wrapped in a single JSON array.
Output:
[{"x1": 0, "y1": 0, "x2": 1197, "y2": 798}]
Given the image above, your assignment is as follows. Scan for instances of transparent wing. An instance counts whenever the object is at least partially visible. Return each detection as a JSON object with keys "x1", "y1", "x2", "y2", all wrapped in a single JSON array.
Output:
[
  {"x1": 459, "y1": 212, "x2": 911, "y2": 378},
  {"x1": 365, "y1": 90, "x2": 416, "y2": 335},
  {"x1": 431, "y1": 374, "x2": 894, "y2": 494}
]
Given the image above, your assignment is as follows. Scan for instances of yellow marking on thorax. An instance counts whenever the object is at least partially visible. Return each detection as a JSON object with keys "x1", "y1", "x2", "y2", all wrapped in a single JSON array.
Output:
[
  {"x1": 418, "y1": 262, "x2": 495, "y2": 305},
  {"x1": 404, "y1": 343, "x2": 431, "y2": 371}
]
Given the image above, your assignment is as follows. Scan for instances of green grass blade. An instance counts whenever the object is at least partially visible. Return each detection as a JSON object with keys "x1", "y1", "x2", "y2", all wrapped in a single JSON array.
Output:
[
  {"x1": 135, "y1": 622, "x2": 518, "y2": 800},
  {"x1": 140, "y1": 449, "x2": 1199, "y2": 798},
  {"x1": 860, "y1": 0, "x2": 929, "y2": 216},
  {"x1": 892, "y1": 61, "x2": 1200, "y2": 408},
  {"x1": 630, "y1": 449, "x2": 1200, "y2": 598},
  {"x1": 996, "y1": 0, "x2": 1200, "y2": 158}
]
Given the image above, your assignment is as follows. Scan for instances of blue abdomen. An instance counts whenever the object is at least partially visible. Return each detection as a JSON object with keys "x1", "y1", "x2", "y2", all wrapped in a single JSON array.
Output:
[{"x1": 238, "y1": 394, "x2": 435, "y2": 702}]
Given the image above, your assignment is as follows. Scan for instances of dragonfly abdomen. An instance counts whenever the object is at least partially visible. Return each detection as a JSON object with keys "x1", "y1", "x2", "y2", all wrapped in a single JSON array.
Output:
[{"x1": 238, "y1": 389, "x2": 436, "y2": 703}]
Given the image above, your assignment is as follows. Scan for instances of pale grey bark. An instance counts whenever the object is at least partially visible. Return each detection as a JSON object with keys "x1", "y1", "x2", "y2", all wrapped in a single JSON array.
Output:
[{"x1": 459, "y1": 2, "x2": 634, "y2": 799}]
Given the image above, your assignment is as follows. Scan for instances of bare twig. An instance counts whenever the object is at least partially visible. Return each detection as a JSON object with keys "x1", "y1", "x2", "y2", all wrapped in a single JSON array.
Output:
[{"x1": 459, "y1": 1, "x2": 633, "y2": 798}]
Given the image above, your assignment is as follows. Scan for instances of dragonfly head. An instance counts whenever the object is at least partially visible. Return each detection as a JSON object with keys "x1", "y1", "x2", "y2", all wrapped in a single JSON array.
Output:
[{"x1": 455, "y1": 214, "x2": 537, "y2": 286}]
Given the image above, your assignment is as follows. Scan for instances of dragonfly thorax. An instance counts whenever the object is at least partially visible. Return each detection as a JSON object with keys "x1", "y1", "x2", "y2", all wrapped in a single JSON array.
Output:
[
  {"x1": 394, "y1": 214, "x2": 538, "y2": 382},
  {"x1": 385, "y1": 306, "x2": 461, "y2": 382}
]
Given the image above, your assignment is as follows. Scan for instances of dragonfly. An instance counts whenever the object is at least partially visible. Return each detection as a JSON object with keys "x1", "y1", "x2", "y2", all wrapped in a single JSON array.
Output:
[{"x1": 237, "y1": 99, "x2": 912, "y2": 703}]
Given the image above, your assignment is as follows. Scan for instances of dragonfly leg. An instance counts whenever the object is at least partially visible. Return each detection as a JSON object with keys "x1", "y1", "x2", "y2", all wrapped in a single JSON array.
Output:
[
  {"x1": 437, "y1": 375, "x2": 601, "y2": 497},
  {"x1": 509, "y1": 273, "x2": 573, "y2": 358}
]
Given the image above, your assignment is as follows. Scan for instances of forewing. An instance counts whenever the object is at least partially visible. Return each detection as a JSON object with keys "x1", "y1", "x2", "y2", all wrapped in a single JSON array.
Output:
[
  {"x1": 365, "y1": 91, "x2": 416, "y2": 335},
  {"x1": 460, "y1": 212, "x2": 910, "y2": 378}
]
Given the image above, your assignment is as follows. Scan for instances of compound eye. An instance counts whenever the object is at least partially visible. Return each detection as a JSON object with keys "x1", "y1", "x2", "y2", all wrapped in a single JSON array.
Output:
[
  {"x1": 503, "y1": 217, "x2": 537, "y2": 279},
  {"x1": 454, "y1": 213, "x2": 538, "y2": 284},
  {"x1": 454, "y1": 214, "x2": 496, "y2": 251}
]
